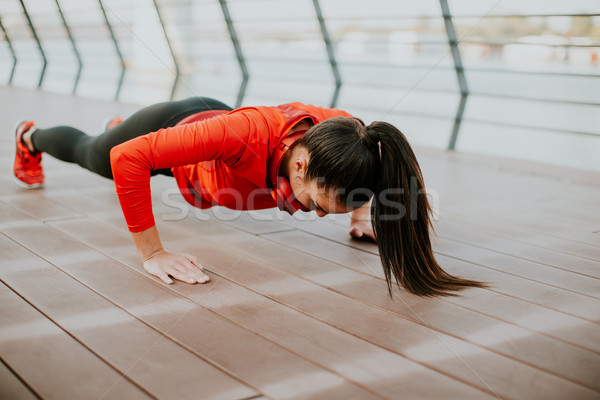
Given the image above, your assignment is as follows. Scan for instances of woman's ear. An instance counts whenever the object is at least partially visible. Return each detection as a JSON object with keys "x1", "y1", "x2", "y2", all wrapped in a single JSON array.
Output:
[{"x1": 293, "y1": 148, "x2": 309, "y2": 176}]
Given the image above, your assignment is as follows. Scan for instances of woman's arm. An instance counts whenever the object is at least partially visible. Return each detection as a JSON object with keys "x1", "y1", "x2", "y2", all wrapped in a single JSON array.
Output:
[
  {"x1": 131, "y1": 226, "x2": 209, "y2": 285},
  {"x1": 110, "y1": 110, "x2": 260, "y2": 284}
]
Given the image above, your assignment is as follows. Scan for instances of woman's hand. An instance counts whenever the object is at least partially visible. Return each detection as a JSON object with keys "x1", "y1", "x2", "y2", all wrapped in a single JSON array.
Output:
[
  {"x1": 143, "y1": 250, "x2": 210, "y2": 285},
  {"x1": 350, "y1": 200, "x2": 376, "y2": 242},
  {"x1": 349, "y1": 220, "x2": 376, "y2": 242},
  {"x1": 130, "y1": 226, "x2": 209, "y2": 285}
]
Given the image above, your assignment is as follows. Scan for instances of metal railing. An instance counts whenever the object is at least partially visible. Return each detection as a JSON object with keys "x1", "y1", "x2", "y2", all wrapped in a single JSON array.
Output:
[{"x1": 0, "y1": 0, "x2": 598, "y2": 167}]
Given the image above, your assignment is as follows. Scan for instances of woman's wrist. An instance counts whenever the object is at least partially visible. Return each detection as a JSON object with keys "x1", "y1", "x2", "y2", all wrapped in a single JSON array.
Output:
[
  {"x1": 130, "y1": 225, "x2": 165, "y2": 262},
  {"x1": 142, "y1": 248, "x2": 165, "y2": 263}
]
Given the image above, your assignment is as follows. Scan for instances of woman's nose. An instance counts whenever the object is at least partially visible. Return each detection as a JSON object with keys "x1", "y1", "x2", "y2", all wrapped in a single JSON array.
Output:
[{"x1": 316, "y1": 209, "x2": 327, "y2": 217}]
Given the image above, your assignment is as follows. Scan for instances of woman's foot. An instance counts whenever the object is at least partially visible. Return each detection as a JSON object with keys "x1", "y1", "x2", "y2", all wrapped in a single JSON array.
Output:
[
  {"x1": 13, "y1": 120, "x2": 45, "y2": 189},
  {"x1": 103, "y1": 115, "x2": 123, "y2": 131}
]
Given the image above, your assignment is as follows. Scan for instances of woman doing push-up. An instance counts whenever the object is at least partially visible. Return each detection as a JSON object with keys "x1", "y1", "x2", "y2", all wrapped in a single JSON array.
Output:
[{"x1": 13, "y1": 96, "x2": 484, "y2": 297}]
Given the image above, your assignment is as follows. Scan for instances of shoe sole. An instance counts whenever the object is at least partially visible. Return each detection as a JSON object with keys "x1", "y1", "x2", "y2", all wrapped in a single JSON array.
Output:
[{"x1": 12, "y1": 119, "x2": 44, "y2": 190}]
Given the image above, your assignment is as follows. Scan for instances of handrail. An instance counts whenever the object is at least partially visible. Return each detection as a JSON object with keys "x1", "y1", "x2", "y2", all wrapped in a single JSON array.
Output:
[
  {"x1": 0, "y1": 15, "x2": 17, "y2": 84},
  {"x1": 98, "y1": 0, "x2": 125, "y2": 100},
  {"x1": 219, "y1": 0, "x2": 249, "y2": 108},
  {"x1": 152, "y1": 0, "x2": 180, "y2": 100},
  {"x1": 440, "y1": 0, "x2": 468, "y2": 151},
  {"x1": 313, "y1": 0, "x2": 342, "y2": 108},
  {"x1": 54, "y1": 0, "x2": 83, "y2": 94},
  {"x1": 19, "y1": 0, "x2": 47, "y2": 87}
]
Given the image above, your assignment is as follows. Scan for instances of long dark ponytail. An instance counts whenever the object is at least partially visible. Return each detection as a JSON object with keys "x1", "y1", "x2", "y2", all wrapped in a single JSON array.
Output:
[
  {"x1": 299, "y1": 117, "x2": 486, "y2": 297},
  {"x1": 366, "y1": 121, "x2": 486, "y2": 297}
]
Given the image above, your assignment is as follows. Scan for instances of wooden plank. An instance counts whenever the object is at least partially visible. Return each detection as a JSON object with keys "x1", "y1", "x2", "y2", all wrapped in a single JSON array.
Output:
[
  {"x1": 0, "y1": 200, "x2": 37, "y2": 230},
  {"x1": 47, "y1": 219, "x2": 495, "y2": 400},
  {"x1": 443, "y1": 202, "x2": 600, "y2": 248},
  {"x1": 229, "y1": 212, "x2": 600, "y2": 354},
  {"x1": 440, "y1": 209, "x2": 600, "y2": 262},
  {"x1": 416, "y1": 148, "x2": 600, "y2": 213},
  {"x1": 254, "y1": 230, "x2": 600, "y2": 391},
  {"x1": 434, "y1": 235, "x2": 600, "y2": 298},
  {"x1": 269, "y1": 214, "x2": 600, "y2": 323},
  {"x1": 49, "y1": 216, "x2": 599, "y2": 400},
  {"x1": 0, "y1": 283, "x2": 151, "y2": 400},
  {"x1": 0, "y1": 235, "x2": 259, "y2": 400},
  {"x1": 0, "y1": 192, "x2": 82, "y2": 222},
  {"x1": 0, "y1": 359, "x2": 39, "y2": 400},
  {"x1": 434, "y1": 215, "x2": 600, "y2": 278},
  {"x1": 274, "y1": 212, "x2": 600, "y2": 299},
  {"x1": 256, "y1": 224, "x2": 600, "y2": 339},
  {"x1": 0, "y1": 223, "x2": 381, "y2": 399}
]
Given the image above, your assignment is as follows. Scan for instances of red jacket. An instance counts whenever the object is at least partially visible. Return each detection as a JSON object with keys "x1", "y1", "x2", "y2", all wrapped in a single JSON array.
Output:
[{"x1": 110, "y1": 102, "x2": 353, "y2": 232}]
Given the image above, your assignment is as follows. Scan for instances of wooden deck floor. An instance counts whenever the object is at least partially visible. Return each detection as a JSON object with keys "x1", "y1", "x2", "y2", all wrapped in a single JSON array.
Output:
[{"x1": 1, "y1": 86, "x2": 599, "y2": 400}]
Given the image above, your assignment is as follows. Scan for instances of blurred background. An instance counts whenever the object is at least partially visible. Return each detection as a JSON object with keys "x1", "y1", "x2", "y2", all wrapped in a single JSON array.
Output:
[{"x1": 1, "y1": 0, "x2": 599, "y2": 171}]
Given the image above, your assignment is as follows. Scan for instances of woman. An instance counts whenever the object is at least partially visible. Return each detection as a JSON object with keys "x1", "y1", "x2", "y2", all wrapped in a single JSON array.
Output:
[{"x1": 13, "y1": 96, "x2": 484, "y2": 297}]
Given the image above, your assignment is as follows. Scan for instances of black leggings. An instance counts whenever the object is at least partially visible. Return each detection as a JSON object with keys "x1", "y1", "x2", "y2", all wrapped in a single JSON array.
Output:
[{"x1": 31, "y1": 97, "x2": 233, "y2": 179}]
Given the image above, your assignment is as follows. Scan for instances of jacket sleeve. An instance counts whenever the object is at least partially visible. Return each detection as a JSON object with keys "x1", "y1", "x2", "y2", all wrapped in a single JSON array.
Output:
[{"x1": 110, "y1": 109, "x2": 266, "y2": 232}]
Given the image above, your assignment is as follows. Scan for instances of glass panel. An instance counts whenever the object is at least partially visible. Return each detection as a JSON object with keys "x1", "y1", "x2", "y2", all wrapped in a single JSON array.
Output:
[
  {"x1": 455, "y1": 15, "x2": 600, "y2": 75},
  {"x1": 338, "y1": 85, "x2": 459, "y2": 119},
  {"x1": 463, "y1": 95, "x2": 600, "y2": 135},
  {"x1": 174, "y1": 74, "x2": 239, "y2": 107},
  {"x1": 242, "y1": 78, "x2": 334, "y2": 106},
  {"x1": 227, "y1": 0, "x2": 329, "y2": 105},
  {"x1": 340, "y1": 64, "x2": 458, "y2": 92},
  {"x1": 467, "y1": 70, "x2": 600, "y2": 104},
  {"x1": 156, "y1": 0, "x2": 240, "y2": 102},
  {"x1": 448, "y1": 0, "x2": 600, "y2": 16},
  {"x1": 457, "y1": 121, "x2": 600, "y2": 171},
  {"x1": 455, "y1": 16, "x2": 600, "y2": 44},
  {"x1": 228, "y1": 0, "x2": 316, "y2": 21},
  {"x1": 320, "y1": 0, "x2": 442, "y2": 19},
  {"x1": 346, "y1": 107, "x2": 453, "y2": 149}
]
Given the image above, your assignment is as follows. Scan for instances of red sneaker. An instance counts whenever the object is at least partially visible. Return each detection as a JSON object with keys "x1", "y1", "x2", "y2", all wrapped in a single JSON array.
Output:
[
  {"x1": 13, "y1": 120, "x2": 44, "y2": 189},
  {"x1": 104, "y1": 115, "x2": 123, "y2": 131}
]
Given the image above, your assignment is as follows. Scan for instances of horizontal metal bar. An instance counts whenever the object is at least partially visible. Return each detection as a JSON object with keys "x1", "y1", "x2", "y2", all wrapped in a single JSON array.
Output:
[
  {"x1": 1, "y1": 8, "x2": 597, "y2": 20},
  {"x1": 464, "y1": 66, "x2": 600, "y2": 78},
  {"x1": 459, "y1": 40, "x2": 600, "y2": 48},
  {"x1": 353, "y1": 106, "x2": 454, "y2": 121},
  {"x1": 468, "y1": 92, "x2": 600, "y2": 107},
  {"x1": 335, "y1": 80, "x2": 600, "y2": 107},
  {"x1": 175, "y1": 54, "x2": 600, "y2": 81},
  {"x1": 462, "y1": 118, "x2": 600, "y2": 138},
  {"x1": 451, "y1": 13, "x2": 600, "y2": 18},
  {"x1": 323, "y1": 13, "x2": 600, "y2": 21}
]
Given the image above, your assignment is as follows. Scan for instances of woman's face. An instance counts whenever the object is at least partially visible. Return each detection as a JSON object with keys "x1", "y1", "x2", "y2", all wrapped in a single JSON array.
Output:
[
  {"x1": 285, "y1": 144, "x2": 351, "y2": 216},
  {"x1": 289, "y1": 166, "x2": 351, "y2": 216}
]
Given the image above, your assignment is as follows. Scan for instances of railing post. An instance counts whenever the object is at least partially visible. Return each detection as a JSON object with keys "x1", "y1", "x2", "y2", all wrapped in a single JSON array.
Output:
[
  {"x1": 218, "y1": 0, "x2": 248, "y2": 108},
  {"x1": 19, "y1": 0, "x2": 47, "y2": 87},
  {"x1": 152, "y1": 0, "x2": 180, "y2": 101},
  {"x1": 54, "y1": 0, "x2": 83, "y2": 94},
  {"x1": 440, "y1": 0, "x2": 468, "y2": 151},
  {"x1": 0, "y1": 15, "x2": 17, "y2": 84},
  {"x1": 98, "y1": 0, "x2": 125, "y2": 101},
  {"x1": 313, "y1": 0, "x2": 341, "y2": 108}
]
